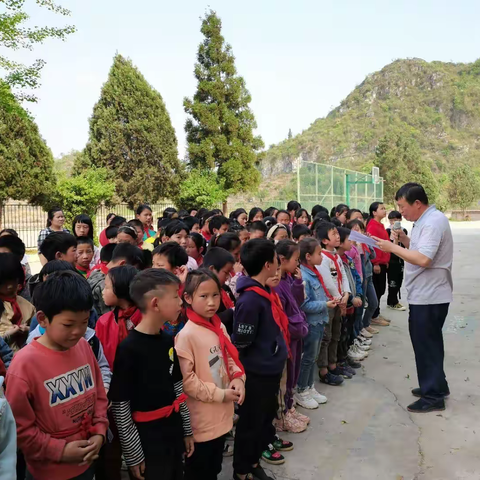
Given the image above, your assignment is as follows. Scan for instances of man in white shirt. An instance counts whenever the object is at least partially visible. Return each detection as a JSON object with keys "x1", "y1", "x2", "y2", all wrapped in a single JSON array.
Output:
[{"x1": 373, "y1": 183, "x2": 453, "y2": 413}]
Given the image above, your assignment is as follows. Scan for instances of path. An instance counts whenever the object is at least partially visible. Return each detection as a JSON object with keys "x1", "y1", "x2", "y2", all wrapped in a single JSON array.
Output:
[{"x1": 219, "y1": 222, "x2": 480, "y2": 480}]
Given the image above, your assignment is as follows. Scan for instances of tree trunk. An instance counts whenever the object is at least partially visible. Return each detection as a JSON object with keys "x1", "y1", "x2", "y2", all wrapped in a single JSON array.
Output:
[{"x1": 222, "y1": 201, "x2": 228, "y2": 214}]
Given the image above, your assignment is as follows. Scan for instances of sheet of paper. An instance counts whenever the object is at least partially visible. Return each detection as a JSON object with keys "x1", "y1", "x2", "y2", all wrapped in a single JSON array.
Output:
[{"x1": 348, "y1": 229, "x2": 378, "y2": 248}]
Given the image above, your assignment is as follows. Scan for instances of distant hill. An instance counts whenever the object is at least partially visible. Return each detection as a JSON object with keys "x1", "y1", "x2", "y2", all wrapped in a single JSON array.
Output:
[
  {"x1": 261, "y1": 58, "x2": 480, "y2": 177},
  {"x1": 54, "y1": 150, "x2": 81, "y2": 176}
]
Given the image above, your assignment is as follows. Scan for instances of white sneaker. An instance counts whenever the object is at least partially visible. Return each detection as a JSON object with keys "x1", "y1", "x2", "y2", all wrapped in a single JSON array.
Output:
[
  {"x1": 358, "y1": 335, "x2": 372, "y2": 346},
  {"x1": 354, "y1": 344, "x2": 369, "y2": 357},
  {"x1": 308, "y1": 386, "x2": 327, "y2": 404},
  {"x1": 348, "y1": 347, "x2": 366, "y2": 361},
  {"x1": 293, "y1": 390, "x2": 319, "y2": 410},
  {"x1": 354, "y1": 339, "x2": 371, "y2": 351},
  {"x1": 361, "y1": 328, "x2": 373, "y2": 339}
]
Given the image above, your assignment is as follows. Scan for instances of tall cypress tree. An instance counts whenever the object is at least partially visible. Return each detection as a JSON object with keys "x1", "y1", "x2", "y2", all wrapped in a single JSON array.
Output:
[
  {"x1": 84, "y1": 54, "x2": 183, "y2": 205},
  {"x1": 184, "y1": 10, "x2": 264, "y2": 195}
]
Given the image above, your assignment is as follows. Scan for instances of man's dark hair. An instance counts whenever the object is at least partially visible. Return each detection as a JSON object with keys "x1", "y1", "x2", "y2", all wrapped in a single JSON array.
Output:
[
  {"x1": 128, "y1": 219, "x2": 144, "y2": 232},
  {"x1": 209, "y1": 215, "x2": 230, "y2": 234},
  {"x1": 0, "y1": 235, "x2": 25, "y2": 262},
  {"x1": 315, "y1": 222, "x2": 337, "y2": 248},
  {"x1": 40, "y1": 232, "x2": 77, "y2": 262},
  {"x1": 130, "y1": 268, "x2": 180, "y2": 313},
  {"x1": 100, "y1": 243, "x2": 116, "y2": 263},
  {"x1": 106, "y1": 226, "x2": 119, "y2": 240},
  {"x1": 108, "y1": 265, "x2": 138, "y2": 303},
  {"x1": 388, "y1": 210, "x2": 402, "y2": 220},
  {"x1": 395, "y1": 183, "x2": 429, "y2": 205},
  {"x1": 248, "y1": 221, "x2": 267, "y2": 234},
  {"x1": 152, "y1": 242, "x2": 188, "y2": 268},
  {"x1": 203, "y1": 247, "x2": 235, "y2": 272},
  {"x1": 240, "y1": 238, "x2": 275, "y2": 277},
  {"x1": 33, "y1": 271, "x2": 93, "y2": 321},
  {"x1": 109, "y1": 216, "x2": 127, "y2": 228},
  {"x1": 111, "y1": 243, "x2": 145, "y2": 269},
  {"x1": 76, "y1": 236, "x2": 94, "y2": 249},
  {"x1": 292, "y1": 224, "x2": 311, "y2": 240},
  {"x1": 287, "y1": 200, "x2": 301, "y2": 212},
  {"x1": 337, "y1": 227, "x2": 351, "y2": 244}
]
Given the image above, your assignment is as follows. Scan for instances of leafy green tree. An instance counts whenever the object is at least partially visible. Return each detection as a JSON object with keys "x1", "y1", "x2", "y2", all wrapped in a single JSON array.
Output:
[
  {"x1": 54, "y1": 149, "x2": 82, "y2": 176},
  {"x1": 447, "y1": 164, "x2": 480, "y2": 218},
  {"x1": 84, "y1": 54, "x2": 184, "y2": 206},
  {"x1": 0, "y1": 0, "x2": 76, "y2": 102},
  {"x1": 44, "y1": 168, "x2": 115, "y2": 227},
  {"x1": 184, "y1": 10, "x2": 264, "y2": 196},
  {"x1": 0, "y1": 80, "x2": 56, "y2": 216},
  {"x1": 174, "y1": 169, "x2": 227, "y2": 210}
]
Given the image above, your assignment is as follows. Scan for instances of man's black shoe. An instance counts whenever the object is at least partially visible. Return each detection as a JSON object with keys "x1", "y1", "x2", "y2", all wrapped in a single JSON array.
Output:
[
  {"x1": 251, "y1": 465, "x2": 274, "y2": 480},
  {"x1": 407, "y1": 398, "x2": 445, "y2": 413},
  {"x1": 412, "y1": 387, "x2": 450, "y2": 398}
]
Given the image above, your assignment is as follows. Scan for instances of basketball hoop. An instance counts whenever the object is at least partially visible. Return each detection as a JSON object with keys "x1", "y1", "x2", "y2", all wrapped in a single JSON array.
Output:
[{"x1": 372, "y1": 166, "x2": 380, "y2": 185}]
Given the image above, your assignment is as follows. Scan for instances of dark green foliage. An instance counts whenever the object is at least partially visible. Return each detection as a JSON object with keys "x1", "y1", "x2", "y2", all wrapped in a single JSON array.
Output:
[
  {"x1": 0, "y1": 80, "x2": 55, "y2": 203},
  {"x1": 447, "y1": 164, "x2": 480, "y2": 217},
  {"x1": 84, "y1": 54, "x2": 184, "y2": 206},
  {"x1": 184, "y1": 10, "x2": 264, "y2": 195}
]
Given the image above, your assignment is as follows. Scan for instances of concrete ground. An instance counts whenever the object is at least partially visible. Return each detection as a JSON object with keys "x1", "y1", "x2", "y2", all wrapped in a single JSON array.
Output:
[{"x1": 219, "y1": 222, "x2": 480, "y2": 480}]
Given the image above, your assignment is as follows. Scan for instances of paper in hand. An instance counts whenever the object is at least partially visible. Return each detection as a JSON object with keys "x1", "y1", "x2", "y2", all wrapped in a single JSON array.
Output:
[{"x1": 348, "y1": 230, "x2": 378, "y2": 248}]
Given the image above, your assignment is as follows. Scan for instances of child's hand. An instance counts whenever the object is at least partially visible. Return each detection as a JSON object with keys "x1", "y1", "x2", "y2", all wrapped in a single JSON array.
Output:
[
  {"x1": 327, "y1": 300, "x2": 337, "y2": 309},
  {"x1": 233, "y1": 262, "x2": 244, "y2": 274},
  {"x1": 80, "y1": 434, "x2": 103, "y2": 465},
  {"x1": 352, "y1": 297, "x2": 363, "y2": 308},
  {"x1": 340, "y1": 293, "x2": 349, "y2": 305},
  {"x1": 177, "y1": 265, "x2": 188, "y2": 284},
  {"x1": 223, "y1": 388, "x2": 241, "y2": 403},
  {"x1": 129, "y1": 461, "x2": 146, "y2": 480},
  {"x1": 373, "y1": 265, "x2": 381, "y2": 274},
  {"x1": 61, "y1": 439, "x2": 93, "y2": 464},
  {"x1": 229, "y1": 378, "x2": 246, "y2": 405},
  {"x1": 293, "y1": 267, "x2": 302, "y2": 280},
  {"x1": 184, "y1": 435, "x2": 195, "y2": 458},
  {"x1": 19, "y1": 324, "x2": 29, "y2": 334}
]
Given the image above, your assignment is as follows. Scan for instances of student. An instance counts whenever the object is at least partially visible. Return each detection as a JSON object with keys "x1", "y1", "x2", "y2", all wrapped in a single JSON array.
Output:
[
  {"x1": 266, "y1": 224, "x2": 289, "y2": 243},
  {"x1": 264, "y1": 207, "x2": 279, "y2": 218},
  {"x1": 0, "y1": 335, "x2": 13, "y2": 373},
  {"x1": 229, "y1": 223, "x2": 250, "y2": 245},
  {"x1": 248, "y1": 207, "x2": 264, "y2": 224},
  {"x1": 127, "y1": 219, "x2": 145, "y2": 245},
  {"x1": 366, "y1": 202, "x2": 391, "y2": 326},
  {"x1": 386, "y1": 211, "x2": 408, "y2": 311},
  {"x1": 294, "y1": 209, "x2": 311, "y2": 226},
  {"x1": 117, "y1": 226, "x2": 139, "y2": 246},
  {"x1": 275, "y1": 210, "x2": 291, "y2": 226},
  {"x1": 105, "y1": 226, "x2": 119, "y2": 244},
  {"x1": 286, "y1": 201, "x2": 301, "y2": 226},
  {"x1": 136, "y1": 204, "x2": 157, "y2": 240},
  {"x1": 39, "y1": 231, "x2": 77, "y2": 264},
  {"x1": 183, "y1": 216, "x2": 201, "y2": 234},
  {"x1": 0, "y1": 374, "x2": 17, "y2": 477},
  {"x1": 6, "y1": 271, "x2": 108, "y2": 480},
  {"x1": 75, "y1": 237, "x2": 95, "y2": 278},
  {"x1": 209, "y1": 216, "x2": 230, "y2": 237},
  {"x1": 73, "y1": 214, "x2": 100, "y2": 268},
  {"x1": 233, "y1": 239, "x2": 291, "y2": 479},
  {"x1": 0, "y1": 231, "x2": 31, "y2": 276},
  {"x1": 316, "y1": 222, "x2": 350, "y2": 385},
  {"x1": 88, "y1": 243, "x2": 145, "y2": 316},
  {"x1": 248, "y1": 221, "x2": 267, "y2": 239},
  {"x1": 311, "y1": 212, "x2": 331, "y2": 233},
  {"x1": 176, "y1": 270, "x2": 246, "y2": 480},
  {"x1": 186, "y1": 233, "x2": 206, "y2": 267},
  {"x1": 109, "y1": 269, "x2": 193, "y2": 480},
  {"x1": 95, "y1": 265, "x2": 142, "y2": 370},
  {"x1": 88, "y1": 243, "x2": 116, "y2": 279},
  {"x1": 263, "y1": 216, "x2": 277, "y2": 230},
  {"x1": 292, "y1": 224, "x2": 311, "y2": 243},
  {"x1": 163, "y1": 220, "x2": 198, "y2": 271},
  {"x1": 37, "y1": 207, "x2": 70, "y2": 264},
  {"x1": 346, "y1": 208, "x2": 363, "y2": 222},
  {"x1": 229, "y1": 208, "x2": 248, "y2": 227},
  {"x1": 203, "y1": 248, "x2": 236, "y2": 334},
  {"x1": 0, "y1": 253, "x2": 35, "y2": 352},
  {"x1": 311, "y1": 205, "x2": 329, "y2": 218},
  {"x1": 330, "y1": 204, "x2": 349, "y2": 226},
  {"x1": 295, "y1": 238, "x2": 335, "y2": 409},
  {"x1": 274, "y1": 240, "x2": 309, "y2": 433}
]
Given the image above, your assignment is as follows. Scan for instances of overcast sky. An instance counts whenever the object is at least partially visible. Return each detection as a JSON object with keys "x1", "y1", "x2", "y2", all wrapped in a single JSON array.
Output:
[{"x1": 7, "y1": 0, "x2": 480, "y2": 158}]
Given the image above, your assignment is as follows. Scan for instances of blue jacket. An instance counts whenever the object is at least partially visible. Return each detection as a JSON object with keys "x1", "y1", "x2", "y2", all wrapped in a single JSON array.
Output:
[
  {"x1": 341, "y1": 254, "x2": 363, "y2": 304},
  {"x1": 233, "y1": 276, "x2": 288, "y2": 376},
  {"x1": 0, "y1": 339, "x2": 13, "y2": 371},
  {"x1": 299, "y1": 265, "x2": 329, "y2": 326},
  {"x1": 0, "y1": 376, "x2": 17, "y2": 480}
]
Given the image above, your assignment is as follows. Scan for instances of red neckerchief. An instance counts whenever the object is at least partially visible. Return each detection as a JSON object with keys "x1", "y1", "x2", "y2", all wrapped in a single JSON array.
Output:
[
  {"x1": 245, "y1": 286, "x2": 292, "y2": 358},
  {"x1": 221, "y1": 288, "x2": 234, "y2": 310},
  {"x1": 322, "y1": 250, "x2": 343, "y2": 293},
  {"x1": 117, "y1": 306, "x2": 142, "y2": 345},
  {"x1": 75, "y1": 264, "x2": 90, "y2": 278},
  {"x1": 302, "y1": 264, "x2": 334, "y2": 301},
  {"x1": 0, "y1": 295, "x2": 22, "y2": 325},
  {"x1": 202, "y1": 230, "x2": 212, "y2": 242},
  {"x1": 196, "y1": 256, "x2": 203, "y2": 267},
  {"x1": 145, "y1": 229, "x2": 151, "y2": 238},
  {"x1": 87, "y1": 262, "x2": 107, "y2": 278},
  {"x1": 186, "y1": 308, "x2": 244, "y2": 381}
]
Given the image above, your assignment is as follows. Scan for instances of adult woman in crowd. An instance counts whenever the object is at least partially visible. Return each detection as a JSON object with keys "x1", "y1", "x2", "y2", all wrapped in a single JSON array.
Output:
[
  {"x1": 72, "y1": 214, "x2": 100, "y2": 268},
  {"x1": 37, "y1": 207, "x2": 70, "y2": 265},
  {"x1": 136, "y1": 204, "x2": 156, "y2": 241}
]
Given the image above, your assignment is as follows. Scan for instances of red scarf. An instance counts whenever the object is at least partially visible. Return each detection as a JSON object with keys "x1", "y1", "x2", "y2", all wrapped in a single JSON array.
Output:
[
  {"x1": 202, "y1": 230, "x2": 212, "y2": 242},
  {"x1": 322, "y1": 250, "x2": 343, "y2": 294},
  {"x1": 221, "y1": 289, "x2": 234, "y2": 310},
  {"x1": 75, "y1": 264, "x2": 90, "y2": 278},
  {"x1": 117, "y1": 306, "x2": 142, "y2": 345},
  {"x1": 196, "y1": 256, "x2": 203, "y2": 267},
  {"x1": 245, "y1": 287, "x2": 292, "y2": 358},
  {"x1": 145, "y1": 228, "x2": 151, "y2": 238},
  {"x1": 186, "y1": 308, "x2": 244, "y2": 381},
  {"x1": 0, "y1": 296, "x2": 22, "y2": 325},
  {"x1": 302, "y1": 264, "x2": 334, "y2": 301},
  {"x1": 87, "y1": 262, "x2": 108, "y2": 279}
]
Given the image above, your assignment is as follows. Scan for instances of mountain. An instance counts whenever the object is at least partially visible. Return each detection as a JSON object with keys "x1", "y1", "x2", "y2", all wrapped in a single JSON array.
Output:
[{"x1": 261, "y1": 58, "x2": 480, "y2": 177}]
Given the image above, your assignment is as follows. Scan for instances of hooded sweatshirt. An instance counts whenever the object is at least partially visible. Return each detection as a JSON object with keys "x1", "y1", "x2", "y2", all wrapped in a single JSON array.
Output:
[{"x1": 232, "y1": 276, "x2": 287, "y2": 376}]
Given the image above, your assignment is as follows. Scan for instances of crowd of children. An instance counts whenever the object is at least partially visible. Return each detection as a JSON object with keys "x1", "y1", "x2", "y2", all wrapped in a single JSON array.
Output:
[{"x1": 0, "y1": 200, "x2": 408, "y2": 480}]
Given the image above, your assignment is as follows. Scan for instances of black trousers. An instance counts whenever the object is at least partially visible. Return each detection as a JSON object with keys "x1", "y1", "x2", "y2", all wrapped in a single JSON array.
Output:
[
  {"x1": 184, "y1": 435, "x2": 226, "y2": 480},
  {"x1": 337, "y1": 313, "x2": 355, "y2": 363},
  {"x1": 372, "y1": 264, "x2": 388, "y2": 318},
  {"x1": 387, "y1": 262, "x2": 404, "y2": 307},
  {"x1": 409, "y1": 304, "x2": 450, "y2": 402},
  {"x1": 233, "y1": 372, "x2": 281, "y2": 475}
]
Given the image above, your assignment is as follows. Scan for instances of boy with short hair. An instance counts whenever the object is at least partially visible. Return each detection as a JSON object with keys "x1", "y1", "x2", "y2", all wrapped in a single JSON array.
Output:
[
  {"x1": 6, "y1": 271, "x2": 108, "y2": 480},
  {"x1": 248, "y1": 221, "x2": 267, "y2": 239},
  {"x1": 386, "y1": 211, "x2": 408, "y2": 311},
  {"x1": 292, "y1": 224, "x2": 311, "y2": 243},
  {"x1": 75, "y1": 237, "x2": 95, "y2": 278},
  {"x1": 209, "y1": 216, "x2": 231, "y2": 236},
  {"x1": 39, "y1": 232, "x2": 77, "y2": 264},
  {"x1": 109, "y1": 269, "x2": 193, "y2": 480},
  {"x1": 232, "y1": 239, "x2": 289, "y2": 480}
]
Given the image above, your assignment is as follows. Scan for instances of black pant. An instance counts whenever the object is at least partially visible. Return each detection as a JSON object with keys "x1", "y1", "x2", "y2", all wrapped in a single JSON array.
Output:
[
  {"x1": 184, "y1": 435, "x2": 226, "y2": 480},
  {"x1": 387, "y1": 262, "x2": 404, "y2": 307},
  {"x1": 337, "y1": 313, "x2": 355, "y2": 363},
  {"x1": 409, "y1": 304, "x2": 450, "y2": 402},
  {"x1": 233, "y1": 372, "x2": 281, "y2": 475},
  {"x1": 372, "y1": 264, "x2": 388, "y2": 318}
]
